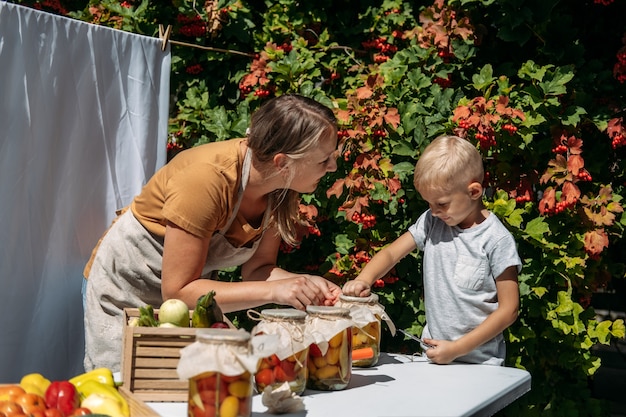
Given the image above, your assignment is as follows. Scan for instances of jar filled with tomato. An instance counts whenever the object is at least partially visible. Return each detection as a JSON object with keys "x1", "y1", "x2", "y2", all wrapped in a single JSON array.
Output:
[
  {"x1": 305, "y1": 306, "x2": 353, "y2": 391},
  {"x1": 177, "y1": 328, "x2": 261, "y2": 417},
  {"x1": 251, "y1": 308, "x2": 309, "y2": 395}
]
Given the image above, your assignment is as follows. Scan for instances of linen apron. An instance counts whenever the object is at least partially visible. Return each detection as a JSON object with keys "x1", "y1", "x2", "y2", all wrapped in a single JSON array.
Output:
[{"x1": 84, "y1": 149, "x2": 270, "y2": 372}]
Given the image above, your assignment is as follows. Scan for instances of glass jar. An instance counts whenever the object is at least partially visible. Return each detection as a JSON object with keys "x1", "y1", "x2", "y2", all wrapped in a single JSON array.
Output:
[
  {"x1": 186, "y1": 329, "x2": 254, "y2": 417},
  {"x1": 253, "y1": 308, "x2": 309, "y2": 395},
  {"x1": 305, "y1": 306, "x2": 352, "y2": 391},
  {"x1": 337, "y1": 294, "x2": 382, "y2": 367}
]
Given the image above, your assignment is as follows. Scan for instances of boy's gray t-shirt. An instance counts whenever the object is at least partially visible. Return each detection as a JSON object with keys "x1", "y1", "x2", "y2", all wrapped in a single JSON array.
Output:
[{"x1": 408, "y1": 210, "x2": 522, "y2": 365}]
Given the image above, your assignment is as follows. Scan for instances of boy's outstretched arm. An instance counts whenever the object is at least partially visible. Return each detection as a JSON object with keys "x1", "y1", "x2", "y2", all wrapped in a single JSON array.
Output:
[
  {"x1": 424, "y1": 265, "x2": 520, "y2": 364},
  {"x1": 342, "y1": 232, "x2": 417, "y2": 297}
]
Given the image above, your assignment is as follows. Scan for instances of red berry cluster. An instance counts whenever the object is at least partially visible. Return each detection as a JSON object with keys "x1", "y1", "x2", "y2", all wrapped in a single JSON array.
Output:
[
  {"x1": 457, "y1": 119, "x2": 470, "y2": 129},
  {"x1": 612, "y1": 134, "x2": 626, "y2": 148},
  {"x1": 437, "y1": 49, "x2": 455, "y2": 62},
  {"x1": 544, "y1": 198, "x2": 577, "y2": 215},
  {"x1": 337, "y1": 130, "x2": 350, "y2": 140},
  {"x1": 307, "y1": 225, "x2": 321, "y2": 237},
  {"x1": 433, "y1": 75, "x2": 452, "y2": 88},
  {"x1": 515, "y1": 194, "x2": 532, "y2": 204},
  {"x1": 185, "y1": 64, "x2": 203, "y2": 75},
  {"x1": 475, "y1": 131, "x2": 496, "y2": 149},
  {"x1": 577, "y1": 170, "x2": 592, "y2": 182},
  {"x1": 353, "y1": 251, "x2": 371, "y2": 264},
  {"x1": 594, "y1": 0, "x2": 614, "y2": 5},
  {"x1": 552, "y1": 144, "x2": 568, "y2": 154},
  {"x1": 254, "y1": 87, "x2": 273, "y2": 98},
  {"x1": 351, "y1": 212, "x2": 377, "y2": 229},
  {"x1": 502, "y1": 123, "x2": 518, "y2": 135},
  {"x1": 177, "y1": 14, "x2": 206, "y2": 38},
  {"x1": 372, "y1": 128, "x2": 387, "y2": 138},
  {"x1": 120, "y1": 1, "x2": 132, "y2": 8},
  {"x1": 362, "y1": 37, "x2": 398, "y2": 63}
]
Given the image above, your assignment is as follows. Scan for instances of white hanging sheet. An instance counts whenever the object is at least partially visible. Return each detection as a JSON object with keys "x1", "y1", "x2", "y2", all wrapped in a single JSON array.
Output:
[{"x1": 0, "y1": 1, "x2": 170, "y2": 382}]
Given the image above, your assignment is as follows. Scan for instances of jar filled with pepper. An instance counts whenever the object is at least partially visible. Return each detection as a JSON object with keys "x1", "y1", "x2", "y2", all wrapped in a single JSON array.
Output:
[
  {"x1": 335, "y1": 293, "x2": 395, "y2": 367},
  {"x1": 305, "y1": 306, "x2": 353, "y2": 391}
]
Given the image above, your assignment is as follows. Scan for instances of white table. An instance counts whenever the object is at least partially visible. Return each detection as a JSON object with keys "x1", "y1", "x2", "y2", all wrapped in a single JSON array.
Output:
[{"x1": 148, "y1": 353, "x2": 531, "y2": 417}]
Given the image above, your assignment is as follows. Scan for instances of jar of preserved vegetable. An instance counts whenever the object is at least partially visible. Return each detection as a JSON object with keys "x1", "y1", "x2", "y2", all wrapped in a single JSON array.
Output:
[
  {"x1": 305, "y1": 305, "x2": 353, "y2": 391},
  {"x1": 177, "y1": 328, "x2": 271, "y2": 417},
  {"x1": 336, "y1": 293, "x2": 396, "y2": 367},
  {"x1": 250, "y1": 308, "x2": 310, "y2": 395}
]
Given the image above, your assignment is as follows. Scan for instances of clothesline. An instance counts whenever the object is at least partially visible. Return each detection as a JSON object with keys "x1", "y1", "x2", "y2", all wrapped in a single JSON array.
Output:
[{"x1": 158, "y1": 24, "x2": 254, "y2": 57}]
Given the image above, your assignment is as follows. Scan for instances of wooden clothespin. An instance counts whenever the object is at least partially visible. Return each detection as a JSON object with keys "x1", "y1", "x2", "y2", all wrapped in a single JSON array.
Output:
[{"x1": 158, "y1": 24, "x2": 172, "y2": 52}]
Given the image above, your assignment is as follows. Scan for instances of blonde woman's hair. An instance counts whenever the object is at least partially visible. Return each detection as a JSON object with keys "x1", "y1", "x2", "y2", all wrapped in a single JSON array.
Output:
[
  {"x1": 413, "y1": 135, "x2": 484, "y2": 193},
  {"x1": 247, "y1": 94, "x2": 337, "y2": 246}
]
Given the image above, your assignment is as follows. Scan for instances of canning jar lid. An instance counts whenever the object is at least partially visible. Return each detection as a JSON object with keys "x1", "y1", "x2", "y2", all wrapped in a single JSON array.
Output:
[
  {"x1": 306, "y1": 305, "x2": 350, "y2": 317},
  {"x1": 339, "y1": 293, "x2": 379, "y2": 304},
  {"x1": 260, "y1": 308, "x2": 307, "y2": 321},
  {"x1": 196, "y1": 328, "x2": 251, "y2": 344}
]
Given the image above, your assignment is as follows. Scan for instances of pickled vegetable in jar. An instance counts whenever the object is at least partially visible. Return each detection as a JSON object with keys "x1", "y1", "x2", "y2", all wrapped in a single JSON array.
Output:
[
  {"x1": 177, "y1": 328, "x2": 273, "y2": 417},
  {"x1": 250, "y1": 308, "x2": 310, "y2": 395},
  {"x1": 305, "y1": 306, "x2": 353, "y2": 391},
  {"x1": 336, "y1": 293, "x2": 396, "y2": 367}
]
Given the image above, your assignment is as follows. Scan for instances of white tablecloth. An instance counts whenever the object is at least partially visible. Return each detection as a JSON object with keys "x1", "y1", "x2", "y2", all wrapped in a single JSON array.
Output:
[{"x1": 148, "y1": 353, "x2": 531, "y2": 417}]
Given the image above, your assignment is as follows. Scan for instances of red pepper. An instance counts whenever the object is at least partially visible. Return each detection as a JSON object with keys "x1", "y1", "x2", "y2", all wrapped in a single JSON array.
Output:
[{"x1": 45, "y1": 380, "x2": 80, "y2": 415}]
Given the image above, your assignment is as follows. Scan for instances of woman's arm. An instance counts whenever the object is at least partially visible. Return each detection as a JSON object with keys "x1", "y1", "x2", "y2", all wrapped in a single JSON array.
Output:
[
  {"x1": 161, "y1": 222, "x2": 340, "y2": 312},
  {"x1": 424, "y1": 265, "x2": 520, "y2": 364}
]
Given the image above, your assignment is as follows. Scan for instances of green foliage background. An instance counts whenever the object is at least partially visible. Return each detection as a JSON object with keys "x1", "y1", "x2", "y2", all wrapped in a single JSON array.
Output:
[{"x1": 17, "y1": 0, "x2": 626, "y2": 415}]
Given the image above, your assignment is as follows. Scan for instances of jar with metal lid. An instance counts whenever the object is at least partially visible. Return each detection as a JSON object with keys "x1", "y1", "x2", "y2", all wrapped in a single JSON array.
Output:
[
  {"x1": 250, "y1": 308, "x2": 309, "y2": 395},
  {"x1": 336, "y1": 293, "x2": 396, "y2": 367},
  {"x1": 177, "y1": 328, "x2": 265, "y2": 417},
  {"x1": 305, "y1": 305, "x2": 353, "y2": 391}
]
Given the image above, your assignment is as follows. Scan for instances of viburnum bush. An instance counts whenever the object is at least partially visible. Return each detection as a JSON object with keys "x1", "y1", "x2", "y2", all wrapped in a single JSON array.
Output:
[{"x1": 17, "y1": 0, "x2": 626, "y2": 415}]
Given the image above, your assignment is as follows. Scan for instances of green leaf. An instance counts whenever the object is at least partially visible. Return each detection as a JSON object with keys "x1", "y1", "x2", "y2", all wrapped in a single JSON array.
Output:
[
  {"x1": 523, "y1": 217, "x2": 550, "y2": 242},
  {"x1": 471, "y1": 64, "x2": 495, "y2": 92}
]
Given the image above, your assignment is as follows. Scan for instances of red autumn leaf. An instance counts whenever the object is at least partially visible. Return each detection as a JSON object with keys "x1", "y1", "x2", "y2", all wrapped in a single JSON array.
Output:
[
  {"x1": 383, "y1": 107, "x2": 401, "y2": 129},
  {"x1": 336, "y1": 109, "x2": 351, "y2": 124},
  {"x1": 561, "y1": 181, "x2": 581, "y2": 204},
  {"x1": 539, "y1": 187, "x2": 556, "y2": 215},
  {"x1": 298, "y1": 204, "x2": 318, "y2": 221},
  {"x1": 567, "y1": 154, "x2": 584, "y2": 176},
  {"x1": 564, "y1": 135, "x2": 583, "y2": 155},
  {"x1": 452, "y1": 105, "x2": 471, "y2": 122},
  {"x1": 583, "y1": 229, "x2": 609, "y2": 257},
  {"x1": 356, "y1": 86, "x2": 373, "y2": 99},
  {"x1": 584, "y1": 205, "x2": 616, "y2": 227},
  {"x1": 326, "y1": 178, "x2": 345, "y2": 199}
]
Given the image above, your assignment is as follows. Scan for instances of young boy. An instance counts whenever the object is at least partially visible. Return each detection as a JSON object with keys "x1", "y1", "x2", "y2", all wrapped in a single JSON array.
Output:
[{"x1": 342, "y1": 135, "x2": 521, "y2": 365}]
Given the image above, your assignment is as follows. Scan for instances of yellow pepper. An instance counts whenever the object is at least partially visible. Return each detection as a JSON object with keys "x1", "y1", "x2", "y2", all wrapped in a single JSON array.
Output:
[
  {"x1": 69, "y1": 367, "x2": 115, "y2": 389},
  {"x1": 75, "y1": 380, "x2": 130, "y2": 417},
  {"x1": 19, "y1": 373, "x2": 51, "y2": 397}
]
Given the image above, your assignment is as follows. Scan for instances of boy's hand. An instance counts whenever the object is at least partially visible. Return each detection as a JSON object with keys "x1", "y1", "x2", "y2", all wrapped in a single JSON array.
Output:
[
  {"x1": 342, "y1": 279, "x2": 371, "y2": 297},
  {"x1": 422, "y1": 338, "x2": 459, "y2": 365}
]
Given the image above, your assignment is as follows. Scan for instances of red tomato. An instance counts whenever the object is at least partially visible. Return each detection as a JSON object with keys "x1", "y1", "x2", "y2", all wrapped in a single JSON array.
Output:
[
  {"x1": 267, "y1": 354, "x2": 281, "y2": 367},
  {"x1": 255, "y1": 368, "x2": 275, "y2": 387},
  {"x1": 43, "y1": 408, "x2": 64, "y2": 417},
  {"x1": 69, "y1": 407, "x2": 92, "y2": 416},
  {"x1": 309, "y1": 344, "x2": 323, "y2": 357},
  {"x1": 27, "y1": 411, "x2": 46, "y2": 417},
  {"x1": 190, "y1": 403, "x2": 215, "y2": 417},
  {"x1": 196, "y1": 375, "x2": 218, "y2": 392},
  {"x1": 279, "y1": 360, "x2": 296, "y2": 380},
  {"x1": 15, "y1": 393, "x2": 46, "y2": 413}
]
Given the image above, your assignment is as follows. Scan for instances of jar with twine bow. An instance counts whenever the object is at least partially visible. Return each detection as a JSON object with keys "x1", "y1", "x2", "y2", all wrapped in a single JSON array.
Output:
[
  {"x1": 249, "y1": 308, "x2": 311, "y2": 395},
  {"x1": 177, "y1": 328, "x2": 278, "y2": 417},
  {"x1": 304, "y1": 305, "x2": 353, "y2": 391},
  {"x1": 335, "y1": 293, "x2": 397, "y2": 367}
]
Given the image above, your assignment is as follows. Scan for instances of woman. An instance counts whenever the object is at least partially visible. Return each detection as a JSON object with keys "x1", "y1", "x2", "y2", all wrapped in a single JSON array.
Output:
[{"x1": 83, "y1": 94, "x2": 342, "y2": 372}]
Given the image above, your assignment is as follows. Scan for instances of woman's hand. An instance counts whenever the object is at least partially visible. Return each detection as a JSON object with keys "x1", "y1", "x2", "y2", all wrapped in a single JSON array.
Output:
[{"x1": 269, "y1": 274, "x2": 340, "y2": 310}]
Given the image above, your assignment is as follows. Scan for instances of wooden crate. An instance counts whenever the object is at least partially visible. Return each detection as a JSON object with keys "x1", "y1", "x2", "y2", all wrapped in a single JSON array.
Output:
[{"x1": 120, "y1": 308, "x2": 196, "y2": 402}]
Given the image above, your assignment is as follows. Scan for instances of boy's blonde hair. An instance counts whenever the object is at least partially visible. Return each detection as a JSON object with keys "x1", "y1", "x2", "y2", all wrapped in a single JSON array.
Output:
[{"x1": 413, "y1": 135, "x2": 484, "y2": 193}]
